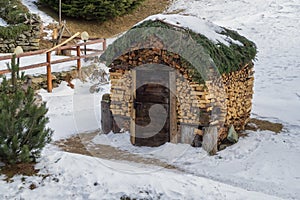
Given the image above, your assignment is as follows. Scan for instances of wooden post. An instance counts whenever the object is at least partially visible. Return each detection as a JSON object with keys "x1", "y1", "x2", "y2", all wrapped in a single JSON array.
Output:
[
  {"x1": 52, "y1": 28, "x2": 58, "y2": 40},
  {"x1": 180, "y1": 125, "x2": 196, "y2": 144},
  {"x1": 103, "y1": 38, "x2": 107, "y2": 51},
  {"x1": 169, "y1": 70, "x2": 178, "y2": 143},
  {"x1": 76, "y1": 45, "x2": 81, "y2": 70},
  {"x1": 52, "y1": 27, "x2": 58, "y2": 47},
  {"x1": 59, "y1": 0, "x2": 62, "y2": 25},
  {"x1": 130, "y1": 70, "x2": 136, "y2": 145},
  {"x1": 101, "y1": 94, "x2": 113, "y2": 134},
  {"x1": 46, "y1": 52, "x2": 52, "y2": 93}
]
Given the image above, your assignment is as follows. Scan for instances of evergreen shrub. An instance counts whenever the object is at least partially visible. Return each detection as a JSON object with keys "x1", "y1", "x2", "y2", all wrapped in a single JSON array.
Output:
[
  {"x1": 39, "y1": 0, "x2": 145, "y2": 21},
  {"x1": 0, "y1": 56, "x2": 53, "y2": 164},
  {"x1": 0, "y1": 0, "x2": 32, "y2": 40}
]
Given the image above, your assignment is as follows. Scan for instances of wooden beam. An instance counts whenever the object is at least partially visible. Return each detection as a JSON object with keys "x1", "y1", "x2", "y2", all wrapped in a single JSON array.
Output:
[
  {"x1": 59, "y1": 0, "x2": 62, "y2": 25},
  {"x1": 76, "y1": 46, "x2": 81, "y2": 70},
  {"x1": 169, "y1": 70, "x2": 178, "y2": 143},
  {"x1": 130, "y1": 70, "x2": 136, "y2": 145},
  {"x1": 46, "y1": 32, "x2": 80, "y2": 53},
  {"x1": 103, "y1": 38, "x2": 107, "y2": 50},
  {"x1": 46, "y1": 52, "x2": 52, "y2": 93}
]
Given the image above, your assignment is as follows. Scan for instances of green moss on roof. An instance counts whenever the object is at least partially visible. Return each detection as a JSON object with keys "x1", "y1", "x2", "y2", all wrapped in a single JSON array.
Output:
[
  {"x1": 101, "y1": 16, "x2": 257, "y2": 83},
  {"x1": 134, "y1": 19, "x2": 257, "y2": 74}
]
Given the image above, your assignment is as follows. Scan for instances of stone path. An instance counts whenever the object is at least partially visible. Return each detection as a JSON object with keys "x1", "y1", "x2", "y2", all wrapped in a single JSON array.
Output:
[{"x1": 54, "y1": 131, "x2": 178, "y2": 170}]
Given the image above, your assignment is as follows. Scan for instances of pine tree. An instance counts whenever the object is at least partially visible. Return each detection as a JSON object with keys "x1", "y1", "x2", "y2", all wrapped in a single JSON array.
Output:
[
  {"x1": 0, "y1": 56, "x2": 53, "y2": 164},
  {"x1": 39, "y1": 0, "x2": 144, "y2": 21}
]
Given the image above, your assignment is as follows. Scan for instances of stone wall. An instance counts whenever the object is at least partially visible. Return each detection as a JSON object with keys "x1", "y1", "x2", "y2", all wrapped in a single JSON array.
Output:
[{"x1": 0, "y1": 17, "x2": 42, "y2": 53}]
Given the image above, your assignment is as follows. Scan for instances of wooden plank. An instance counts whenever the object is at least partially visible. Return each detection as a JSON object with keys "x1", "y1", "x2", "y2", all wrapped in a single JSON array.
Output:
[
  {"x1": 180, "y1": 125, "x2": 195, "y2": 144},
  {"x1": 0, "y1": 39, "x2": 104, "y2": 62},
  {"x1": 58, "y1": 39, "x2": 105, "y2": 51},
  {"x1": 46, "y1": 52, "x2": 52, "y2": 92},
  {"x1": 62, "y1": 35, "x2": 103, "y2": 40},
  {"x1": 76, "y1": 46, "x2": 81, "y2": 70},
  {"x1": 0, "y1": 49, "x2": 47, "y2": 61},
  {"x1": 0, "y1": 39, "x2": 105, "y2": 76},
  {"x1": 56, "y1": 23, "x2": 66, "y2": 46},
  {"x1": 0, "y1": 62, "x2": 48, "y2": 75},
  {"x1": 130, "y1": 70, "x2": 136, "y2": 145},
  {"x1": 65, "y1": 48, "x2": 103, "y2": 52},
  {"x1": 101, "y1": 100, "x2": 113, "y2": 134},
  {"x1": 169, "y1": 70, "x2": 178, "y2": 143},
  {"x1": 45, "y1": 32, "x2": 80, "y2": 53},
  {"x1": 136, "y1": 94, "x2": 169, "y2": 104}
]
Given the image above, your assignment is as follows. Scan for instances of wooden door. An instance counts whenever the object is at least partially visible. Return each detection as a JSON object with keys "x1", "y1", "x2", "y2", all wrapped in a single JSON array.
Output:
[{"x1": 131, "y1": 66, "x2": 175, "y2": 147}]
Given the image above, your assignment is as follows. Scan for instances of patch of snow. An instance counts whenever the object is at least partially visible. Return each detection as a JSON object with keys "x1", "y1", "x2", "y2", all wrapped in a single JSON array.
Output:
[
  {"x1": 39, "y1": 68, "x2": 110, "y2": 141},
  {"x1": 137, "y1": 14, "x2": 243, "y2": 46},
  {"x1": 21, "y1": 0, "x2": 56, "y2": 26},
  {"x1": 91, "y1": 129, "x2": 300, "y2": 199},
  {"x1": 0, "y1": 146, "x2": 285, "y2": 199},
  {"x1": 0, "y1": 18, "x2": 8, "y2": 27},
  {"x1": 21, "y1": 0, "x2": 57, "y2": 39}
]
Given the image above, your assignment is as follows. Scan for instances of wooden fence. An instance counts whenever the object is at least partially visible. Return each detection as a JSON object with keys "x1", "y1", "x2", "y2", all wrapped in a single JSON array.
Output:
[{"x1": 0, "y1": 38, "x2": 106, "y2": 92}]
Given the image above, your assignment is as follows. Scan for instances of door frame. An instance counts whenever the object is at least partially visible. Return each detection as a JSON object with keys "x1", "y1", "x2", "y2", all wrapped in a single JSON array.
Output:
[{"x1": 130, "y1": 65, "x2": 177, "y2": 145}]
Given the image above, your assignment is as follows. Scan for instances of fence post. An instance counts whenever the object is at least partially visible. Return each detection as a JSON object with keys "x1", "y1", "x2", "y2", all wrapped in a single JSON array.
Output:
[
  {"x1": 76, "y1": 45, "x2": 81, "y2": 70},
  {"x1": 103, "y1": 38, "x2": 107, "y2": 51},
  {"x1": 46, "y1": 52, "x2": 52, "y2": 93}
]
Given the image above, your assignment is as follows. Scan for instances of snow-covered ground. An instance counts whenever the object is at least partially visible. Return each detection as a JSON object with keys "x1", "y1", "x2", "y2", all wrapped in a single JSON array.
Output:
[
  {"x1": 21, "y1": 0, "x2": 55, "y2": 26},
  {"x1": 0, "y1": 0, "x2": 300, "y2": 199},
  {"x1": 0, "y1": 18, "x2": 8, "y2": 27}
]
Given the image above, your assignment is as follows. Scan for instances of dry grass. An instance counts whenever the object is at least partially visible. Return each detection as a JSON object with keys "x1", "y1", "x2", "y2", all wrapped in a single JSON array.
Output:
[
  {"x1": 54, "y1": 135, "x2": 92, "y2": 156},
  {"x1": 39, "y1": 0, "x2": 171, "y2": 38},
  {"x1": 54, "y1": 131, "x2": 178, "y2": 170},
  {"x1": 246, "y1": 118, "x2": 284, "y2": 133},
  {"x1": 0, "y1": 162, "x2": 39, "y2": 182}
]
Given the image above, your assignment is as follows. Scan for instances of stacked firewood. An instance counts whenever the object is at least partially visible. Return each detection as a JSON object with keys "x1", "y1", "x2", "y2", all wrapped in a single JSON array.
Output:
[
  {"x1": 109, "y1": 47, "x2": 254, "y2": 141},
  {"x1": 110, "y1": 70, "x2": 132, "y2": 117},
  {"x1": 222, "y1": 63, "x2": 254, "y2": 131},
  {"x1": 176, "y1": 76, "x2": 211, "y2": 126}
]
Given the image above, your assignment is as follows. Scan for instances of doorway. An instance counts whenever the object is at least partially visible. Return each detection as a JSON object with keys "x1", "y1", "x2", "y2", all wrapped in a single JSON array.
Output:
[{"x1": 130, "y1": 65, "x2": 176, "y2": 146}]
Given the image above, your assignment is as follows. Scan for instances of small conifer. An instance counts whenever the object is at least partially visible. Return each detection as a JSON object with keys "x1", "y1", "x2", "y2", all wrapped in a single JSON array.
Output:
[{"x1": 0, "y1": 56, "x2": 53, "y2": 164}]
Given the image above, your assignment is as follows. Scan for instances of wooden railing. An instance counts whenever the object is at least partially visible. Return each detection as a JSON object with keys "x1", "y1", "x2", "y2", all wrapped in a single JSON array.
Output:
[{"x1": 0, "y1": 37, "x2": 106, "y2": 92}]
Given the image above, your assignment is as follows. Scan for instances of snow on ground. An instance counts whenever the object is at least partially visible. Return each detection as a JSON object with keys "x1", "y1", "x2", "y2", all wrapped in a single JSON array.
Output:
[
  {"x1": 39, "y1": 63, "x2": 110, "y2": 141},
  {"x1": 0, "y1": 18, "x2": 8, "y2": 27},
  {"x1": 0, "y1": 53, "x2": 77, "y2": 76},
  {"x1": 0, "y1": 0, "x2": 300, "y2": 199},
  {"x1": 92, "y1": 128, "x2": 300, "y2": 199},
  {"x1": 21, "y1": 0, "x2": 55, "y2": 26},
  {"x1": 0, "y1": 146, "x2": 283, "y2": 200},
  {"x1": 21, "y1": 0, "x2": 56, "y2": 39}
]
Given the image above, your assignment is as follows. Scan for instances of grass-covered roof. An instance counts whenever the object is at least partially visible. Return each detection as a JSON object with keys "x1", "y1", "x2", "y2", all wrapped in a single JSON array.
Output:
[{"x1": 101, "y1": 14, "x2": 257, "y2": 78}]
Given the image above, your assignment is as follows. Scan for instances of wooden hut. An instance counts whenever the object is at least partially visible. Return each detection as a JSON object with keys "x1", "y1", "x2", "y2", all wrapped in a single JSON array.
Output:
[{"x1": 100, "y1": 14, "x2": 257, "y2": 150}]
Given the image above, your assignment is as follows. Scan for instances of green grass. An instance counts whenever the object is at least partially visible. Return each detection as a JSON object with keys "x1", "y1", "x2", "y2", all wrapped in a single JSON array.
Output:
[
  {"x1": 101, "y1": 19, "x2": 257, "y2": 83},
  {"x1": 134, "y1": 20, "x2": 257, "y2": 75}
]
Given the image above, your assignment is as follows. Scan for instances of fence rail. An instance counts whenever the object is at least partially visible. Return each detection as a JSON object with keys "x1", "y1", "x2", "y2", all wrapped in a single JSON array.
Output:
[{"x1": 0, "y1": 38, "x2": 106, "y2": 92}]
